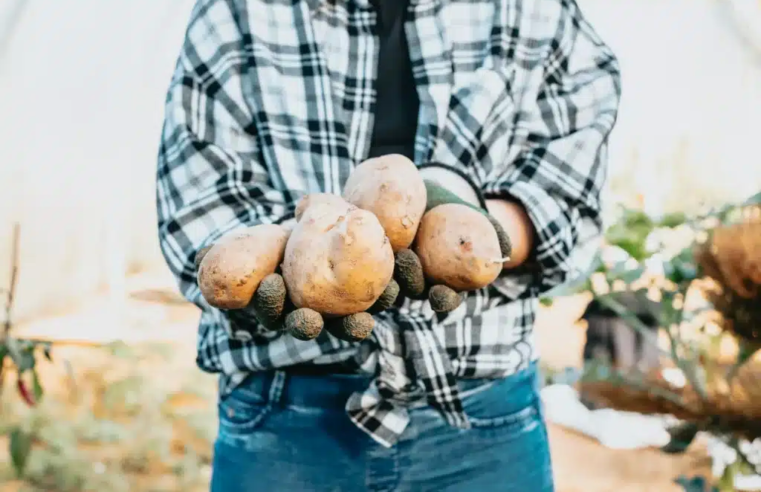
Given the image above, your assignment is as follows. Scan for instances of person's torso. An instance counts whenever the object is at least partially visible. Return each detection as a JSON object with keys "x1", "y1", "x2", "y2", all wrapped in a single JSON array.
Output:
[
  {"x1": 229, "y1": 0, "x2": 524, "y2": 197},
  {"x1": 197, "y1": 0, "x2": 543, "y2": 386}
]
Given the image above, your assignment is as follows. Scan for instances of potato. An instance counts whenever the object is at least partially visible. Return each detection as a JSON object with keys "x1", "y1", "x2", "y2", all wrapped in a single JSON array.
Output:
[
  {"x1": 342, "y1": 154, "x2": 427, "y2": 252},
  {"x1": 197, "y1": 224, "x2": 290, "y2": 309},
  {"x1": 282, "y1": 197, "x2": 395, "y2": 316},
  {"x1": 414, "y1": 203, "x2": 504, "y2": 291},
  {"x1": 295, "y1": 193, "x2": 354, "y2": 222}
]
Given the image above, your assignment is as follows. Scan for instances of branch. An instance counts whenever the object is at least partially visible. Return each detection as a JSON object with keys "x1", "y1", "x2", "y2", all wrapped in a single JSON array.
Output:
[
  {"x1": 582, "y1": 361, "x2": 693, "y2": 412},
  {"x1": 2, "y1": 223, "x2": 20, "y2": 340}
]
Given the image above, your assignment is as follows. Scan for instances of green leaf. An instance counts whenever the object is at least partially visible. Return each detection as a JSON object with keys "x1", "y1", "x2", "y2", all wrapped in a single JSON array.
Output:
[
  {"x1": 674, "y1": 475, "x2": 718, "y2": 492},
  {"x1": 607, "y1": 237, "x2": 649, "y2": 262},
  {"x1": 610, "y1": 265, "x2": 646, "y2": 285},
  {"x1": 663, "y1": 247, "x2": 698, "y2": 285},
  {"x1": 42, "y1": 342, "x2": 53, "y2": 362},
  {"x1": 604, "y1": 208, "x2": 657, "y2": 261},
  {"x1": 662, "y1": 422, "x2": 700, "y2": 454},
  {"x1": 9, "y1": 427, "x2": 32, "y2": 477},
  {"x1": 737, "y1": 340, "x2": 761, "y2": 366},
  {"x1": 6, "y1": 338, "x2": 35, "y2": 373},
  {"x1": 31, "y1": 369, "x2": 44, "y2": 402},
  {"x1": 743, "y1": 191, "x2": 761, "y2": 206},
  {"x1": 717, "y1": 461, "x2": 739, "y2": 492},
  {"x1": 658, "y1": 212, "x2": 689, "y2": 228}
]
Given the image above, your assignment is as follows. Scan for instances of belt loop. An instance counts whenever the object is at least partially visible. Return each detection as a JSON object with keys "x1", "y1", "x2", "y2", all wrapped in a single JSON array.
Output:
[{"x1": 267, "y1": 370, "x2": 287, "y2": 407}]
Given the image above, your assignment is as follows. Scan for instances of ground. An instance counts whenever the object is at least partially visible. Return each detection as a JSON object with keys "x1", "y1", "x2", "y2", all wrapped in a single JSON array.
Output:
[{"x1": 0, "y1": 273, "x2": 713, "y2": 491}]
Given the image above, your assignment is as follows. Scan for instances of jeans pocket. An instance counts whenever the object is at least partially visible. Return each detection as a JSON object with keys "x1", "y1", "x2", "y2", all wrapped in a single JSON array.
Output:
[
  {"x1": 461, "y1": 366, "x2": 544, "y2": 439},
  {"x1": 467, "y1": 399, "x2": 541, "y2": 440},
  {"x1": 216, "y1": 382, "x2": 272, "y2": 447}
]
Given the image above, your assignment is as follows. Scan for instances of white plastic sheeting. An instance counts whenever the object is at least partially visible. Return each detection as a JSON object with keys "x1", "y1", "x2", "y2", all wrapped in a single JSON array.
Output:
[
  {"x1": 580, "y1": 0, "x2": 761, "y2": 217},
  {"x1": 1, "y1": 1, "x2": 196, "y2": 321},
  {"x1": 0, "y1": 0, "x2": 760, "y2": 322}
]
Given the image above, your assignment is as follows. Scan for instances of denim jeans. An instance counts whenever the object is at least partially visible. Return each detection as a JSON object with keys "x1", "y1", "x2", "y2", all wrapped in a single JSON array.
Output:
[{"x1": 210, "y1": 362, "x2": 554, "y2": 492}]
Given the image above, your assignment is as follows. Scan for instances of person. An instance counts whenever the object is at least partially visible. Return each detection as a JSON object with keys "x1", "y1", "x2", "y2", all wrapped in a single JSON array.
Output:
[{"x1": 155, "y1": 0, "x2": 621, "y2": 490}]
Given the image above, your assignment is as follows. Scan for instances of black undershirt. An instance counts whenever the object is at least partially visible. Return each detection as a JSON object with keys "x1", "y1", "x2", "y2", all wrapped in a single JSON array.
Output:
[
  {"x1": 290, "y1": 3, "x2": 422, "y2": 377},
  {"x1": 366, "y1": 0, "x2": 420, "y2": 161}
]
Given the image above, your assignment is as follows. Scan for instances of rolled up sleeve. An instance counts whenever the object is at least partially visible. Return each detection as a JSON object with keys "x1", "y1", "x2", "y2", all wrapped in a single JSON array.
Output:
[
  {"x1": 156, "y1": 1, "x2": 289, "y2": 308},
  {"x1": 482, "y1": 0, "x2": 622, "y2": 294}
]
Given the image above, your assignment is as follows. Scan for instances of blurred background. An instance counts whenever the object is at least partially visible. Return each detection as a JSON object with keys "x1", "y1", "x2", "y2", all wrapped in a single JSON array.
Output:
[{"x1": 1, "y1": 0, "x2": 760, "y2": 491}]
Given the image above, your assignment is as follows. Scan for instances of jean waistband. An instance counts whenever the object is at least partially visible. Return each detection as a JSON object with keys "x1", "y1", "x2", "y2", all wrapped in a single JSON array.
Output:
[{"x1": 228, "y1": 362, "x2": 538, "y2": 410}]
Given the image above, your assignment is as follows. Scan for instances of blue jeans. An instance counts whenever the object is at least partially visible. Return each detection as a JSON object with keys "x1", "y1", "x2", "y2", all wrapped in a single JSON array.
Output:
[{"x1": 210, "y1": 362, "x2": 554, "y2": 491}]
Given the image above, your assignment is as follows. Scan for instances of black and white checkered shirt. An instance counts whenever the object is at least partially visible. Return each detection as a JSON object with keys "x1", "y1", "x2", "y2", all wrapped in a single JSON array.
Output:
[{"x1": 156, "y1": 0, "x2": 621, "y2": 447}]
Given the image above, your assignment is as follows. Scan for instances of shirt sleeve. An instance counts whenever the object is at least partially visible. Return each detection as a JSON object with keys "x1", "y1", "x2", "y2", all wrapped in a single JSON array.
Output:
[
  {"x1": 482, "y1": 0, "x2": 622, "y2": 295},
  {"x1": 156, "y1": 1, "x2": 290, "y2": 308}
]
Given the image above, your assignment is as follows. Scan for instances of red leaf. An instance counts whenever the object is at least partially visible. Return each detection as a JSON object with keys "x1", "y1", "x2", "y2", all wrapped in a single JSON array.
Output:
[{"x1": 16, "y1": 379, "x2": 35, "y2": 407}]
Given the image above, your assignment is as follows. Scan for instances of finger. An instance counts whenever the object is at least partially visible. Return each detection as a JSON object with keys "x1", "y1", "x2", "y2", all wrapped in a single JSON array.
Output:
[
  {"x1": 250, "y1": 273, "x2": 287, "y2": 330},
  {"x1": 394, "y1": 249, "x2": 428, "y2": 299},
  {"x1": 285, "y1": 308, "x2": 324, "y2": 341},
  {"x1": 486, "y1": 215, "x2": 513, "y2": 260},
  {"x1": 368, "y1": 279, "x2": 400, "y2": 314},
  {"x1": 194, "y1": 245, "x2": 214, "y2": 272},
  {"x1": 324, "y1": 312, "x2": 375, "y2": 342},
  {"x1": 428, "y1": 284, "x2": 463, "y2": 313},
  {"x1": 225, "y1": 305, "x2": 260, "y2": 339}
]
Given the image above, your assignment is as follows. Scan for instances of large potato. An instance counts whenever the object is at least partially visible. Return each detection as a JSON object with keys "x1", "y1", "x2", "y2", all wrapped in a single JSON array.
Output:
[
  {"x1": 294, "y1": 193, "x2": 352, "y2": 222},
  {"x1": 342, "y1": 154, "x2": 427, "y2": 252},
  {"x1": 414, "y1": 203, "x2": 503, "y2": 291},
  {"x1": 282, "y1": 197, "x2": 395, "y2": 316},
  {"x1": 197, "y1": 224, "x2": 290, "y2": 309}
]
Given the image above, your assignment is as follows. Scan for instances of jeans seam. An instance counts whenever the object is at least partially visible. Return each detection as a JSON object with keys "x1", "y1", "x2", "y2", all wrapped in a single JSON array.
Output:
[{"x1": 217, "y1": 371, "x2": 287, "y2": 443}]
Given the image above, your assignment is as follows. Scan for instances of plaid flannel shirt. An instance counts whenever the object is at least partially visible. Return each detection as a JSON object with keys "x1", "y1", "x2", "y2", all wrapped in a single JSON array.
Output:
[{"x1": 156, "y1": 0, "x2": 621, "y2": 447}]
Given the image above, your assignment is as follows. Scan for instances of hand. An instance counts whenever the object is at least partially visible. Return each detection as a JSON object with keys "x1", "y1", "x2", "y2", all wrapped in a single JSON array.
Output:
[
  {"x1": 393, "y1": 164, "x2": 513, "y2": 313},
  {"x1": 194, "y1": 244, "x2": 289, "y2": 336}
]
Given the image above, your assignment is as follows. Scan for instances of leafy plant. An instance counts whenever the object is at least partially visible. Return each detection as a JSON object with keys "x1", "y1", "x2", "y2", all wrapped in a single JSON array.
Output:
[
  {"x1": 0, "y1": 340, "x2": 216, "y2": 491},
  {"x1": 1, "y1": 224, "x2": 56, "y2": 476},
  {"x1": 546, "y1": 194, "x2": 761, "y2": 491}
]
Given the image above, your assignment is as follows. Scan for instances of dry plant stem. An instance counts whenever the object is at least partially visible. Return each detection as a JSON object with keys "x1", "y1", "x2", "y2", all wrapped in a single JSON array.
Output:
[
  {"x1": 585, "y1": 365, "x2": 691, "y2": 410},
  {"x1": 671, "y1": 280, "x2": 710, "y2": 401},
  {"x1": 0, "y1": 224, "x2": 20, "y2": 388},
  {"x1": 1, "y1": 223, "x2": 20, "y2": 342}
]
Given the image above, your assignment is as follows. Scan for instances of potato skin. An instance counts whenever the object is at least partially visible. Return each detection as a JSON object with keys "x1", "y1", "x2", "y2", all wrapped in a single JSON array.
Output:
[
  {"x1": 197, "y1": 224, "x2": 290, "y2": 309},
  {"x1": 282, "y1": 198, "x2": 395, "y2": 316},
  {"x1": 414, "y1": 203, "x2": 503, "y2": 292},
  {"x1": 295, "y1": 193, "x2": 354, "y2": 222},
  {"x1": 342, "y1": 154, "x2": 427, "y2": 252}
]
